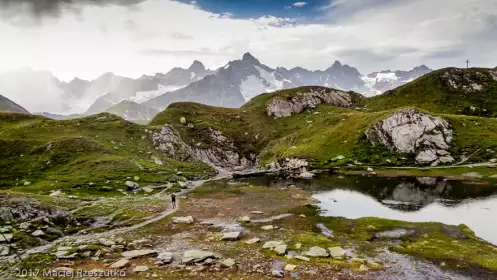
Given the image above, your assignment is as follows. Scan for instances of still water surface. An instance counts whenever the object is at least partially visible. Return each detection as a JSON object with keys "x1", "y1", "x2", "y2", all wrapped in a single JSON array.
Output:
[{"x1": 241, "y1": 174, "x2": 497, "y2": 244}]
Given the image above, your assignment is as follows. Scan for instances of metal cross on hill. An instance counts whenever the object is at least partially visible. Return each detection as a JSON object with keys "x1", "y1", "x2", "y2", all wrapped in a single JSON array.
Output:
[{"x1": 466, "y1": 59, "x2": 470, "y2": 69}]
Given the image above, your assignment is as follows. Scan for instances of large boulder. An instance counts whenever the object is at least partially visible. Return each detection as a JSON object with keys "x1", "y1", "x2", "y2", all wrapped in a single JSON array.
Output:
[
  {"x1": 266, "y1": 88, "x2": 353, "y2": 118},
  {"x1": 366, "y1": 108, "x2": 454, "y2": 166}
]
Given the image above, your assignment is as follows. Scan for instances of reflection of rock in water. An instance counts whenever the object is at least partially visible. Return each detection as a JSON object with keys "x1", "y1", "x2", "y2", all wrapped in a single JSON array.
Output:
[{"x1": 382, "y1": 179, "x2": 452, "y2": 211}]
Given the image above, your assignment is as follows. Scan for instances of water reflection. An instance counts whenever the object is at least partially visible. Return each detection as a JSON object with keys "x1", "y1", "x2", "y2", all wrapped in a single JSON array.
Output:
[{"x1": 238, "y1": 174, "x2": 497, "y2": 244}]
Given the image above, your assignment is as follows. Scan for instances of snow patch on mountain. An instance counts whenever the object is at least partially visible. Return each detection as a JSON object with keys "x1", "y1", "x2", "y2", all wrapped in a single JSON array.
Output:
[{"x1": 132, "y1": 84, "x2": 186, "y2": 104}]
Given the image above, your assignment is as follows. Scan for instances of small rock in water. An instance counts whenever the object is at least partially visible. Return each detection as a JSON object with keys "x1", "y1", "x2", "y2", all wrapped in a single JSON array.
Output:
[
  {"x1": 221, "y1": 258, "x2": 236, "y2": 268},
  {"x1": 110, "y1": 259, "x2": 130, "y2": 269},
  {"x1": 31, "y1": 230, "x2": 45, "y2": 237},
  {"x1": 221, "y1": 232, "x2": 242, "y2": 241},
  {"x1": 173, "y1": 216, "x2": 194, "y2": 224},
  {"x1": 328, "y1": 247, "x2": 346, "y2": 259},
  {"x1": 132, "y1": 266, "x2": 150, "y2": 273},
  {"x1": 299, "y1": 170, "x2": 315, "y2": 179},
  {"x1": 244, "y1": 238, "x2": 261, "y2": 244},
  {"x1": 305, "y1": 246, "x2": 329, "y2": 257}
]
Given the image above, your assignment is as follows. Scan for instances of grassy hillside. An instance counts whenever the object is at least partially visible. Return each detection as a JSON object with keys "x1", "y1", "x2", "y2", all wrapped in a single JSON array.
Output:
[
  {"x1": 151, "y1": 85, "x2": 497, "y2": 168},
  {"x1": 0, "y1": 94, "x2": 29, "y2": 113},
  {"x1": 0, "y1": 112, "x2": 213, "y2": 195},
  {"x1": 364, "y1": 67, "x2": 497, "y2": 116}
]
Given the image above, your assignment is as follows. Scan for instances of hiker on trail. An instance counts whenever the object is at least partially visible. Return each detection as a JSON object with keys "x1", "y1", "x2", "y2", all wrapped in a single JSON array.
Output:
[{"x1": 171, "y1": 193, "x2": 176, "y2": 208}]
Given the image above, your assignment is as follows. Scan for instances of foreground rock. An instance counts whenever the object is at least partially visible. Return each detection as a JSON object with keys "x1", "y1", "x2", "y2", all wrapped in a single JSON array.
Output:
[
  {"x1": 305, "y1": 246, "x2": 329, "y2": 257},
  {"x1": 122, "y1": 249, "x2": 157, "y2": 259},
  {"x1": 182, "y1": 250, "x2": 216, "y2": 264},
  {"x1": 110, "y1": 259, "x2": 130, "y2": 269},
  {"x1": 366, "y1": 108, "x2": 454, "y2": 166},
  {"x1": 328, "y1": 247, "x2": 346, "y2": 259}
]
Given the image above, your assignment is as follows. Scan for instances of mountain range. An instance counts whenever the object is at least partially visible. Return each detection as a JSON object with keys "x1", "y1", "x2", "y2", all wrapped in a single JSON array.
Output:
[{"x1": 0, "y1": 53, "x2": 432, "y2": 122}]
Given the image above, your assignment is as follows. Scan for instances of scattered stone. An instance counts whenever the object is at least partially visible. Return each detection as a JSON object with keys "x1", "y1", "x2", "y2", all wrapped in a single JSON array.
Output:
[
  {"x1": 284, "y1": 264, "x2": 297, "y2": 272},
  {"x1": 182, "y1": 250, "x2": 216, "y2": 264},
  {"x1": 261, "y1": 225, "x2": 274, "y2": 230},
  {"x1": 271, "y1": 270, "x2": 284, "y2": 277},
  {"x1": 23, "y1": 181, "x2": 32, "y2": 186},
  {"x1": 132, "y1": 266, "x2": 150, "y2": 273},
  {"x1": 19, "y1": 222, "x2": 31, "y2": 230},
  {"x1": 328, "y1": 247, "x2": 346, "y2": 259},
  {"x1": 238, "y1": 216, "x2": 251, "y2": 223},
  {"x1": 221, "y1": 258, "x2": 236, "y2": 268},
  {"x1": 351, "y1": 258, "x2": 366, "y2": 264},
  {"x1": 299, "y1": 214, "x2": 306, "y2": 218},
  {"x1": 299, "y1": 170, "x2": 315, "y2": 179},
  {"x1": 367, "y1": 167, "x2": 374, "y2": 172},
  {"x1": 99, "y1": 238, "x2": 116, "y2": 247},
  {"x1": 180, "y1": 117, "x2": 187, "y2": 124},
  {"x1": 490, "y1": 159, "x2": 497, "y2": 163},
  {"x1": 173, "y1": 216, "x2": 194, "y2": 224},
  {"x1": 274, "y1": 245, "x2": 287, "y2": 255},
  {"x1": 46, "y1": 227, "x2": 64, "y2": 237},
  {"x1": 295, "y1": 243, "x2": 302, "y2": 249},
  {"x1": 110, "y1": 259, "x2": 130, "y2": 269},
  {"x1": 122, "y1": 249, "x2": 157, "y2": 259},
  {"x1": 263, "y1": 241, "x2": 285, "y2": 249},
  {"x1": 31, "y1": 230, "x2": 45, "y2": 237},
  {"x1": 156, "y1": 252, "x2": 173, "y2": 264},
  {"x1": 305, "y1": 246, "x2": 329, "y2": 257},
  {"x1": 359, "y1": 264, "x2": 369, "y2": 272},
  {"x1": 49, "y1": 190, "x2": 62, "y2": 197},
  {"x1": 0, "y1": 245, "x2": 9, "y2": 256},
  {"x1": 221, "y1": 232, "x2": 242, "y2": 241},
  {"x1": 125, "y1": 181, "x2": 140, "y2": 190},
  {"x1": 142, "y1": 187, "x2": 154, "y2": 193},
  {"x1": 250, "y1": 211, "x2": 264, "y2": 215},
  {"x1": 244, "y1": 238, "x2": 261, "y2": 244},
  {"x1": 134, "y1": 176, "x2": 140, "y2": 181},
  {"x1": 55, "y1": 251, "x2": 77, "y2": 259},
  {"x1": 330, "y1": 155, "x2": 346, "y2": 162},
  {"x1": 57, "y1": 246, "x2": 73, "y2": 252},
  {"x1": 295, "y1": 255, "x2": 310, "y2": 262},
  {"x1": 374, "y1": 229, "x2": 415, "y2": 239}
]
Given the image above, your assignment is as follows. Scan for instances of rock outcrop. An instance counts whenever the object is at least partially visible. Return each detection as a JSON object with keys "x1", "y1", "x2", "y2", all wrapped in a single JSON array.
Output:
[
  {"x1": 366, "y1": 108, "x2": 454, "y2": 166},
  {"x1": 266, "y1": 88, "x2": 353, "y2": 118},
  {"x1": 151, "y1": 125, "x2": 254, "y2": 169}
]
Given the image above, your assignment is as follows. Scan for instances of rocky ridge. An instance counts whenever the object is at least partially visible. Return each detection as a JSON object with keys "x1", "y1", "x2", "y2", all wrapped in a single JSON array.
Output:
[
  {"x1": 151, "y1": 124, "x2": 254, "y2": 170},
  {"x1": 366, "y1": 108, "x2": 454, "y2": 166},
  {"x1": 266, "y1": 88, "x2": 354, "y2": 118}
]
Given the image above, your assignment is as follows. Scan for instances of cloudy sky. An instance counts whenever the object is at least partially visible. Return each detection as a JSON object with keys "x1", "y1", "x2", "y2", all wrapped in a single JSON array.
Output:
[{"x1": 0, "y1": 0, "x2": 496, "y2": 81}]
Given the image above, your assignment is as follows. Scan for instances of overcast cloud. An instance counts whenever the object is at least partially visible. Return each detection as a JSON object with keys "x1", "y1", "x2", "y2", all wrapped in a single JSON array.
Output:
[{"x1": 0, "y1": 0, "x2": 495, "y2": 81}]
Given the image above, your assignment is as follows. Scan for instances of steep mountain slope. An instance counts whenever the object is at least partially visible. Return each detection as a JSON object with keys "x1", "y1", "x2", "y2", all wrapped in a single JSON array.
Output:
[
  {"x1": 362, "y1": 65, "x2": 432, "y2": 95},
  {"x1": 0, "y1": 94, "x2": 29, "y2": 113},
  {"x1": 0, "y1": 112, "x2": 213, "y2": 192},
  {"x1": 364, "y1": 67, "x2": 497, "y2": 116},
  {"x1": 105, "y1": 100, "x2": 158, "y2": 124},
  {"x1": 144, "y1": 53, "x2": 294, "y2": 110}
]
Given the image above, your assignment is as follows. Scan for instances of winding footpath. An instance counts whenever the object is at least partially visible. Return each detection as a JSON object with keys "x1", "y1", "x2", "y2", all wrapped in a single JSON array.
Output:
[{"x1": 20, "y1": 168, "x2": 232, "y2": 258}]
